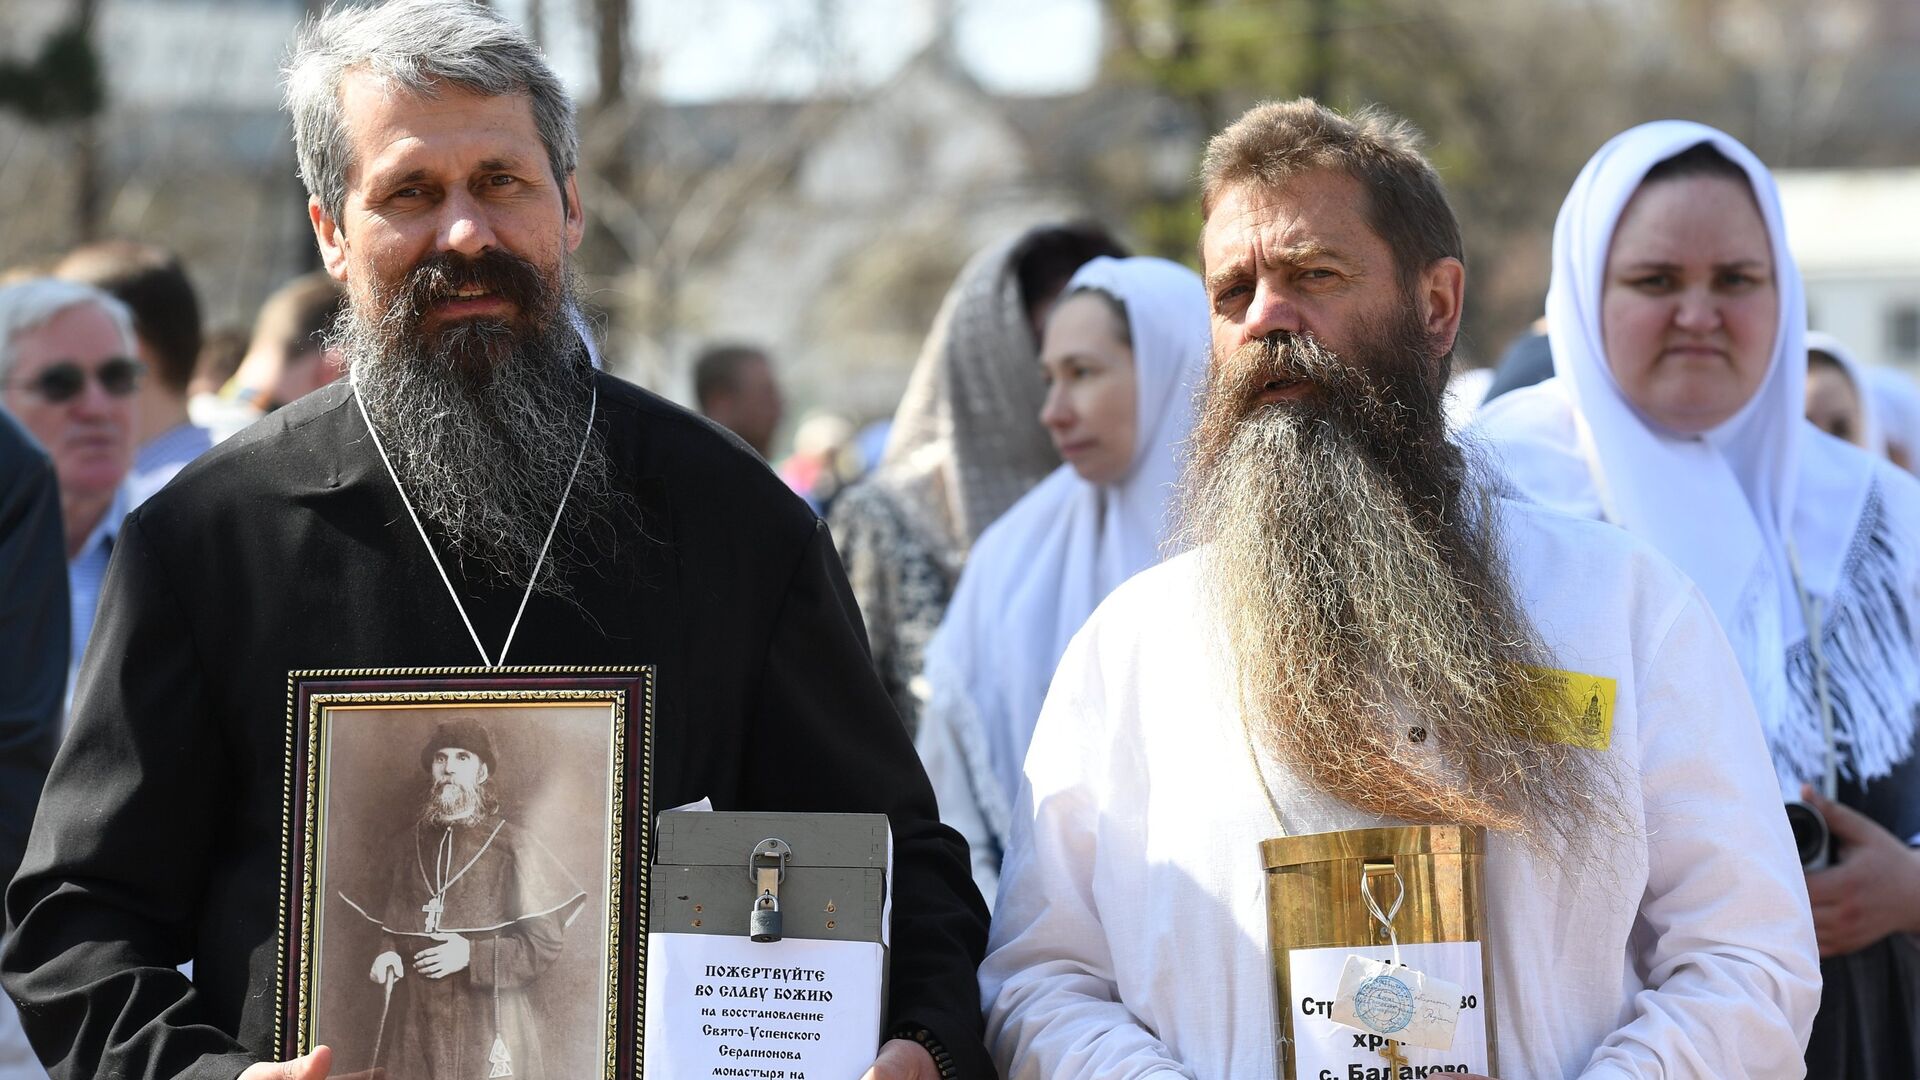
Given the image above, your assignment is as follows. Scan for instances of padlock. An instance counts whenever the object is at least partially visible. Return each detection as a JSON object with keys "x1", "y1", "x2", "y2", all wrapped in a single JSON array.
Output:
[
  {"x1": 750, "y1": 892, "x2": 783, "y2": 942},
  {"x1": 747, "y1": 837, "x2": 791, "y2": 944}
]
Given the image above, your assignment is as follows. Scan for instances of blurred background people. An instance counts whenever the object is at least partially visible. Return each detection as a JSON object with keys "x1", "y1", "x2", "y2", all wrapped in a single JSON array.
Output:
[
  {"x1": 1476, "y1": 121, "x2": 1920, "y2": 1077},
  {"x1": 54, "y1": 242, "x2": 211, "y2": 503},
  {"x1": 1868, "y1": 365, "x2": 1920, "y2": 475},
  {"x1": 0, "y1": 410, "x2": 63, "y2": 1078},
  {"x1": 1442, "y1": 362, "x2": 1494, "y2": 432},
  {"x1": 692, "y1": 342, "x2": 783, "y2": 458},
  {"x1": 217, "y1": 271, "x2": 347, "y2": 435},
  {"x1": 828, "y1": 222, "x2": 1126, "y2": 737},
  {"x1": 1805, "y1": 331, "x2": 1882, "y2": 452},
  {"x1": 0, "y1": 279, "x2": 141, "y2": 705},
  {"x1": 777, "y1": 410, "x2": 859, "y2": 514},
  {"x1": 1481, "y1": 318, "x2": 1553, "y2": 405},
  {"x1": 0, "y1": 409, "x2": 65, "y2": 884},
  {"x1": 916, "y1": 255, "x2": 1208, "y2": 902},
  {"x1": 186, "y1": 327, "x2": 249, "y2": 434}
]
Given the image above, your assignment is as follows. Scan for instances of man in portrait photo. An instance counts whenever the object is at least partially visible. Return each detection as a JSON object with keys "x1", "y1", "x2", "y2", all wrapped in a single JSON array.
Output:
[{"x1": 338, "y1": 718, "x2": 584, "y2": 1080}]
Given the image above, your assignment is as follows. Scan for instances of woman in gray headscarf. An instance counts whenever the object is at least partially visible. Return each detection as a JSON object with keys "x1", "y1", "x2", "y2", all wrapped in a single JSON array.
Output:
[{"x1": 830, "y1": 223, "x2": 1124, "y2": 736}]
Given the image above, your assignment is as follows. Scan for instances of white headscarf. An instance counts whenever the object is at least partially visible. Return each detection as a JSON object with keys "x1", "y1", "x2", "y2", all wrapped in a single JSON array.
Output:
[
  {"x1": 1866, "y1": 365, "x2": 1920, "y2": 469},
  {"x1": 1443, "y1": 365, "x2": 1495, "y2": 433},
  {"x1": 922, "y1": 255, "x2": 1210, "y2": 845},
  {"x1": 1805, "y1": 329, "x2": 1885, "y2": 456},
  {"x1": 1477, "y1": 121, "x2": 1877, "y2": 779}
]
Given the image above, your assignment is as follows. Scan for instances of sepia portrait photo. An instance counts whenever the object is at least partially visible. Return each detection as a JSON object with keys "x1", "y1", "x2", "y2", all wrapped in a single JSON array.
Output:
[{"x1": 282, "y1": 670, "x2": 651, "y2": 1080}]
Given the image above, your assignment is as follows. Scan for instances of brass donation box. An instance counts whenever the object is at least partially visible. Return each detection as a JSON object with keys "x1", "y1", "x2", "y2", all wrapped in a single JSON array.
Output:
[{"x1": 1262, "y1": 825, "x2": 1497, "y2": 1079}]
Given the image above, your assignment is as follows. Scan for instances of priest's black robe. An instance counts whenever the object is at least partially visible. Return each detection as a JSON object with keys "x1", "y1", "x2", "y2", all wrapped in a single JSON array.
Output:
[
  {"x1": 342, "y1": 815, "x2": 587, "y2": 1080},
  {"x1": 2, "y1": 374, "x2": 993, "y2": 1078}
]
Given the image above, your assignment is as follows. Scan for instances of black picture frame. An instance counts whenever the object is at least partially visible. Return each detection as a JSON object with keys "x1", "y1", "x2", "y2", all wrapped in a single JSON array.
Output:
[{"x1": 278, "y1": 666, "x2": 654, "y2": 1079}]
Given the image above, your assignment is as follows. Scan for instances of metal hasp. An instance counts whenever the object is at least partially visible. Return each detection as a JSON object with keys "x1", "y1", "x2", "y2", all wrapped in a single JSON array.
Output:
[
  {"x1": 748, "y1": 837, "x2": 792, "y2": 942},
  {"x1": 1260, "y1": 825, "x2": 1497, "y2": 1079}
]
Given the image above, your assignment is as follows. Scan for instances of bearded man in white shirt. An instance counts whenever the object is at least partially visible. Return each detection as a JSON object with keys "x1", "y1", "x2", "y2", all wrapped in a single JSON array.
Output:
[{"x1": 979, "y1": 98, "x2": 1821, "y2": 1080}]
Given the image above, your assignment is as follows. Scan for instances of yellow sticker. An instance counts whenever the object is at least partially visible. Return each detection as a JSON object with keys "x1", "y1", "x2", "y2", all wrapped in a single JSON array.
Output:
[{"x1": 1521, "y1": 665, "x2": 1616, "y2": 750}]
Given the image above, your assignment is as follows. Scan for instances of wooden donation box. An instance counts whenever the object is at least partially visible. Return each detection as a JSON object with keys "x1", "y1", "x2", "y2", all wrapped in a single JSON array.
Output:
[
  {"x1": 1262, "y1": 825, "x2": 1497, "y2": 1079},
  {"x1": 643, "y1": 810, "x2": 890, "y2": 1077}
]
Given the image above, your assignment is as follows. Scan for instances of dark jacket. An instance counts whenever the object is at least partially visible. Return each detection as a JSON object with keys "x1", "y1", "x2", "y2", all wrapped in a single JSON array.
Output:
[
  {"x1": 2, "y1": 374, "x2": 992, "y2": 1078},
  {"x1": 0, "y1": 411, "x2": 65, "y2": 892}
]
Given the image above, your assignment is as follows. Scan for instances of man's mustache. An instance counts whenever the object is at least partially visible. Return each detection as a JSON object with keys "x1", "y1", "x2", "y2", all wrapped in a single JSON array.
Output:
[
  {"x1": 1214, "y1": 332, "x2": 1377, "y2": 417},
  {"x1": 394, "y1": 249, "x2": 547, "y2": 328}
]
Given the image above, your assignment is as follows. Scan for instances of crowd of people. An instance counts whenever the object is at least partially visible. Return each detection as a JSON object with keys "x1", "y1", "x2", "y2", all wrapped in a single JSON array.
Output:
[{"x1": 0, "y1": 2, "x2": 1915, "y2": 1079}]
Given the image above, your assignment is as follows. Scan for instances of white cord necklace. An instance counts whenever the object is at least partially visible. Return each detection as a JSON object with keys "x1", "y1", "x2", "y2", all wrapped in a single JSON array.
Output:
[{"x1": 352, "y1": 378, "x2": 597, "y2": 668}]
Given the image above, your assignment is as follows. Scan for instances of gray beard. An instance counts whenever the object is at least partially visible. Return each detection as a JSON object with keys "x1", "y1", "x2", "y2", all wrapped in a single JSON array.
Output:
[
  {"x1": 421, "y1": 778, "x2": 494, "y2": 827},
  {"x1": 341, "y1": 272, "x2": 612, "y2": 595},
  {"x1": 1181, "y1": 330, "x2": 1618, "y2": 855}
]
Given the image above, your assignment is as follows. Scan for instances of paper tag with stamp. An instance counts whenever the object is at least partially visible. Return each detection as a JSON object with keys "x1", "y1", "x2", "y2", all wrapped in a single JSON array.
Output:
[{"x1": 1328, "y1": 954, "x2": 1464, "y2": 1051}]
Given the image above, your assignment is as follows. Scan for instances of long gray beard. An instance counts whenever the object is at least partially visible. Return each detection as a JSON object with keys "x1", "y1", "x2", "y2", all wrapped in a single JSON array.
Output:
[
  {"x1": 1182, "y1": 334, "x2": 1617, "y2": 855},
  {"x1": 342, "y1": 274, "x2": 612, "y2": 595},
  {"x1": 421, "y1": 778, "x2": 496, "y2": 827}
]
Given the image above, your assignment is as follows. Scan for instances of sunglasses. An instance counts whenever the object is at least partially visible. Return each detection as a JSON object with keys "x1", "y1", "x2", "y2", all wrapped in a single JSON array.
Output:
[{"x1": 8, "y1": 357, "x2": 145, "y2": 404}]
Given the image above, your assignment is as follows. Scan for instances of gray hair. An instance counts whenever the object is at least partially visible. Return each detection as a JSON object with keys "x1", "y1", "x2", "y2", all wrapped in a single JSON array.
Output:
[
  {"x1": 283, "y1": 0, "x2": 579, "y2": 223},
  {"x1": 0, "y1": 278, "x2": 139, "y2": 385}
]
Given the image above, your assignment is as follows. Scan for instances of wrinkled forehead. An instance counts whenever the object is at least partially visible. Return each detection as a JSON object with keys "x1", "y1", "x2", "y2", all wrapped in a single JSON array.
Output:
[
  {"x1": 337, "y1": 64, "x2": 511, "y2": 110},
  {"x1": 336, "y1": 69, "x2": 542, "y2": 180},
  {"x1": 1200, "y1": 172, "x2": 1387, "y2": 271},
  {"x1": 9, "y1": 302, "x2": 135, "y2": 373}
]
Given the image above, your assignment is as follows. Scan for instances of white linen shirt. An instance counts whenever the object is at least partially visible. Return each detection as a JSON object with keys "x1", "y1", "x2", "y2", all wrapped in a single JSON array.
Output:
[{"x1": 981, "y1": 496, "x2": 1820, "y2": 1080}]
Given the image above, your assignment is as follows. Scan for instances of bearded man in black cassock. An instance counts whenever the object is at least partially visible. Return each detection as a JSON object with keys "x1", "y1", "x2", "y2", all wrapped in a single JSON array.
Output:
[
  {"x1": 340, "y1": 720, "x2": 585, "y2": 1080},
  {"x1": 0, "y1": 4, "x2": 989, "y2": 1079}
]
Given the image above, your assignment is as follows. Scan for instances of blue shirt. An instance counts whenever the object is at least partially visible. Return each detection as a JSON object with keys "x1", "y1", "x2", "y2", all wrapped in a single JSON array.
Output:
[
  {"x1": 66, "y1": 486, "x2": 129, "y2": 714},
  {"x1": 129, "y1": 421, "x2": 212, "y2": 505}
]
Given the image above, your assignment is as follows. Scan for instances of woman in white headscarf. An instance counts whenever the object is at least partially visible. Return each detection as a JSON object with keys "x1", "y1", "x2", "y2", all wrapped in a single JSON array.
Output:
[
  {"x1": 916, "y1": 256, "x2": 1209, "y2": 905},
  {"x1": 1867, "y1": 364, "x2": 1920, "y2": 474},
  {"x1": 1805, "y1": 330, "x2": 1885, "y2": 455},
  {"x1": 829, "y1": 225, "x2": 1125, "y2": 737},
  {"x1": 1476, "y1": 120, "x2": 1920, "y2": 1077}
]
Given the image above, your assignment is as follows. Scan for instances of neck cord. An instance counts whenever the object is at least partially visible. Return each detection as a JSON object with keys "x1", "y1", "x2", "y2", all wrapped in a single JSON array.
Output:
[
  {"x1": 1245, "y1": 713, "x2": 1413, "y2": 962},
  {"x1": 352, "y1": 379, "x2": 597, "y2": 668},
  {"x1": 1241, "y1": 713, "x2": 1289, "y2": 834}
]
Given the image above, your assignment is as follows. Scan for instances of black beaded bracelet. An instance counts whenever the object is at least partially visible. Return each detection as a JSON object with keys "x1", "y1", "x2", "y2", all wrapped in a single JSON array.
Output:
[{"x1": 887, "y1": 1023, "x2": 959, "y2": 1080}]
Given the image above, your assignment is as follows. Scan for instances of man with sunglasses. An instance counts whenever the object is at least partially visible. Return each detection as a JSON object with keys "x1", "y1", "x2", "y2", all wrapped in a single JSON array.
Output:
[
  {"x1": 55, "y1": 241, "x2": 213, "y2": 505},
  {"x1": 0, "y1": 278, "x2": 144, "y2": 707}
]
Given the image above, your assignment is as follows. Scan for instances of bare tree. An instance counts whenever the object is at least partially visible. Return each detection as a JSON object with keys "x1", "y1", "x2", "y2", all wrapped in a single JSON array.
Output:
[
  {"x1": 69, "y1": 0, "x2": 99, "y2": 241},
  {"x1": 563, "y1": 0, "x2": 870, "y2": 387},
  {"x1": 0, "y1": 0, "x2": 106, "y2": 243},
  {"x1": 1093, "y1": 0, "x2": 1920, "y2": 356}
]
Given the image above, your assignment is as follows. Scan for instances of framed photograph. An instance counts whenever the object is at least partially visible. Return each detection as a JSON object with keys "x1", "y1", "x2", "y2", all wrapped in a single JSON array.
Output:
[{"x1": 278, "y1": 666, "x2": 654, "y2": 1080}]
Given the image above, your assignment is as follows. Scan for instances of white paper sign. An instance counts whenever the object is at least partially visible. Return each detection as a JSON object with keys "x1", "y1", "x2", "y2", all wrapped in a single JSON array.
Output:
[
  {"x1": 643, "y1": 933, "x2": 883, "y2": 1079},
  {"x1": 1287, "y1": 941, "x2": 1490, "y2": 1079}
]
